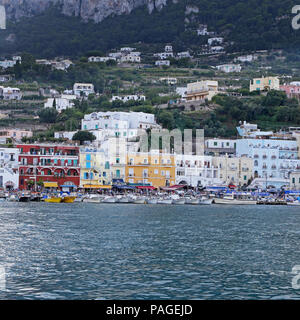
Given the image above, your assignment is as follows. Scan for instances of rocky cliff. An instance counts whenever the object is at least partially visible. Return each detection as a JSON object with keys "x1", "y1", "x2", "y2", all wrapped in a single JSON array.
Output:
[{"x1": 0, "y1": 0, "x2": 175, "y2": 22}]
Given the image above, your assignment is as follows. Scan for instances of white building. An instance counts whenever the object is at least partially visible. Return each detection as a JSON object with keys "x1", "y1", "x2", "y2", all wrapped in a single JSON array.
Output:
[
  {"x1": 82, "y1": 111, "x2": 160, "y2": 132},
  {"x1": 236, "y1": 138, "x2": 300, "y2": 188},
  {"x1": 120, "y1": 54, "x2": 141, "y2": 63},
  {"x1": 155, "y1": 60, "x2": 170, "y2": 66},
  {"x1": 205, "y1": 139, "x2": 236, "y2": 155},
  {"x1": 176, "y1": 154, "x2": 221, "y2": 187},
  {"x1": 197, "y1": 25, "x2": 214, "y2": 36},
  {"x1": 120, "y1": 47, "x2": 136, "y2": 52},
  {"x1": 208, "y1": 37, "x2": 224, "y2": 46},
  {"x1": 154, "y1": 52, "x2": 174, "y2": 60},
  {"x1": 73, "y1": 83, "x2": 95, "y2": 97},
  {"x1": 0, "y1": 86, "x2": 22, "y2": 100},
  {"x1": 111, "y1": 95, "x2": 146, "y2": 103},
  {"x1": 235, "y1": 54, "x2": 257, "y2": 63},
  {"x1": 216, "y1": 64, "x2": 241, "y2": 73},
  {"x1": 177, "y1": 51, "x2": 191, "y2": 59},
  {"x1": 0, "y1": 60, "x2": 16, "y2": 69},
  {"x1": 88, "y1": 56, "x2": 117, "y2": 63},
  {"x1": 0, "y1": 147, "x2": 19, "y2": 190},
  {"x1": 165, "y1": 45, "x2": 173, "y2": 52},
  {"x1": 160, "y1": 77, "x2": 177, "y2": 85},
  {"x1": 44, "y1": 94, "x2": 77, "y2": 113}
]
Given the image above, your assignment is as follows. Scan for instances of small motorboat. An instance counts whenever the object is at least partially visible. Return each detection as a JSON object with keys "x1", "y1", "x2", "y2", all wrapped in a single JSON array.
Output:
[
  {"x1": 7, "y1": 195, "x2": 18, "y2": 202},
  {"x1": 117, "y1": 196, "x2": 133, "y2": 203},
  {"x1": 18, "y1": 196, "x2": 31, "y2": 202},
  {"x1": 83, "y1": 195, "x2": 102, "y2": 203},
  {"x1": 44, "y1": 197, "x2": 62, "y2": 203},
  {"x1": 62, "y1": 196, "x2": 76, "y2": 203}
]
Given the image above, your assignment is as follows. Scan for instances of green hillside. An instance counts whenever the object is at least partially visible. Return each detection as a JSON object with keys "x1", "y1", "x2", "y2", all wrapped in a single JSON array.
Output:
[{"x1": 0, "y1": 0, "x2": 299, "y2": 57}]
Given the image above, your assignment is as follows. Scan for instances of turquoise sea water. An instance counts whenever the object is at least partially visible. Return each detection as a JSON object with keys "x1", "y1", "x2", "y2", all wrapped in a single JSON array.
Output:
[{"x1": 0, "y1": 202, "x2": 300, "y2": 299}]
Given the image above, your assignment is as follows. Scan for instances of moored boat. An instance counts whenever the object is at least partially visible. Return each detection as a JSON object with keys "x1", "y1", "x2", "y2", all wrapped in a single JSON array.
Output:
[
  {"x1": 62, "y1": 196, "x2": 76, "y2": 203},
  {"x1": 147, "y1": 198, "x2": 158, "y2": 204},
  {"x1": 157, "y1": 198, "x2": 173, "y2": 205},
  {"x1": 44, "y1": 197, "x2": 62, "y2": 203},
  {"x1": 185, "y1": 197, "x2": 199, "y2": 205}
]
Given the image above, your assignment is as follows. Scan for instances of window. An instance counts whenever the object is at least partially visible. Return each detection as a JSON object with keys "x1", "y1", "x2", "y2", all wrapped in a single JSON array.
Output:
[
  {"x1": 86, "y1": 154, "x2": 91, "y2": 161},
  {"x1": 214, "y1": 142, "x2": 217, "y2": 146},
  {"x1": 86, "y1": 162, "x2": 91, "y2": 169},
  {"x1": 292, "y1": 178, "x2": 295, "y2": 184},
  {"x1": 154, "y1": 169, "x2": 158, "y2": 174},
  {"x1": 84, "y1": 172, "x2": 89, "y2": 179},
  {"x1": 161, "y1": 170, "x2": 165, "y2": 176}
]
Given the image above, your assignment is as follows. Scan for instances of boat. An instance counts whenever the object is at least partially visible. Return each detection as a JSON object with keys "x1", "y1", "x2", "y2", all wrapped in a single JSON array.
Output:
[
  {"x1": 172, "y1": 198, "x2": 186, "y2": 205},
  {"x1": 18, "y1": 196, "x2": 31, "y2": 202},
  {"x1": 157, "y1": 198, "x2": 173, "y2": 205},
  {"x1": 213, "y1": 194, "x2": 257, "y2": 205},
  {"x1": 147, "y1": 198, "x2": 158, "y2": 204},
  {"x1": 102, "y1": 196, "x2": 117, "y2": 203},
  {"x1": 199, "y1": 198, "x2": 213, "y2": 205},
  {"x1": 83, "y1": 195, "x2": 102, "y2": 203},
  {"x1": 62, "y1": 196, "x2": 76, "y2": 203},
  {"x1": 117, "y1": 196, "x2": 133, "y2": 203},
  {"x1": 288, "y1": 201, "x2": 300, "y2": 206},
  {"x1": 133, "y1": 197, "x2": 147, "y2": 204},
  {"x1": 185, "y1": 197, "x2": 199, "y2": 205},
  {"x1": 7, "y1": 195, "x2": 18, "y2": 202},
  {"x1": 44, "y1": 197, "x2": 62, "y2": 203}
]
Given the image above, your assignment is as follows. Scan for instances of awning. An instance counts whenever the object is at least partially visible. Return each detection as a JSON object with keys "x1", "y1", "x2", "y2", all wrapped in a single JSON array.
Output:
[
  {"x1": 83, "y1": 184, "x2": 112, "y2": 189},
  {"x1": 112, "y1": 185, "x2": 136, "y2": 190},
  {"x1": 161, "y1": 185, "x2": 185, "y2": 191},
  {"x1": 60, "y1": 185, "x2": 76, "y2": 188},
  {"x1": 136, "y1": 186, "x2": 156, "y2": 190},
  {"x1": 44, "y1": 182, "x2": 58, "y2": 188}
]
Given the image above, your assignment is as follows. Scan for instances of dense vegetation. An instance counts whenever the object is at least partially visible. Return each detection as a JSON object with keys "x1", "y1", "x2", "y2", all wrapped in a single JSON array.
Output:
[{"x1": 0, "y1": 0, "x2": 299, "y2": 58}]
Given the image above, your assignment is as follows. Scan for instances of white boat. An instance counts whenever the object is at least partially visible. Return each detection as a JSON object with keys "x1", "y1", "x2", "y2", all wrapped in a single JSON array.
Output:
[
  {"x1": 185, "y1": 197, "x2": 199, "y2": 205},
  {"x1": 199, "y1": 198, "x2": 213, "y2": 205},
  {"x1": 83, "y1": 195, "x2": 102, "y2": 203},
  {"x1": 172, "y1": 198, "x2": 186, "y2": 205},
  {"x1": 213, "y1": 194, "x2": 256, "y2": 205},
  {"x1": 102, "y1": 196, "x2": 117, "y2": 203},
  {"x1": 288, "y1": 201, "x2": 300, "y2": 206},
  {"x1": 133, "y1": 197, "x2": 147, "y2": 204},
  {"x1": 157, "y1": 198, "x2": 173, "y2": 205},
  {"x1": 117, "y1": 196, "x2": 133, "y2": 203},
  {"x1": 147, "y1": 198, "x2": 158, "y2": 204}
]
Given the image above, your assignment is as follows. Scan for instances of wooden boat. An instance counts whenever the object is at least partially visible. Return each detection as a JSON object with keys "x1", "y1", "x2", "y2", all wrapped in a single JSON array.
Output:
[
  {"x1": 45, "y1": 197, "x2": 62, "y2": 203},
  {"x1": 62, "y1": 196, "x2": 76, "y2": 203}
]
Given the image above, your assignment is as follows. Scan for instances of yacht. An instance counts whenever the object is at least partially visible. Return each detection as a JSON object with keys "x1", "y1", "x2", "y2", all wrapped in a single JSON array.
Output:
[{"x1": 213, "y1": 194, "x2": 256, "y2": 205}]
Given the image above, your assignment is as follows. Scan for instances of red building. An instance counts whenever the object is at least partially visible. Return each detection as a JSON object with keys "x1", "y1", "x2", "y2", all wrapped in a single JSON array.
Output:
[{"x1": 17, "y1": 144, "x2": 80, "y2": 190}]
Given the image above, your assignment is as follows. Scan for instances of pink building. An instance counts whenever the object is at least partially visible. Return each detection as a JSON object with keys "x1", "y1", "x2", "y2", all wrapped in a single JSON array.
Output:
[
  {"x1": 0, "y1": 128, "x2": 33, "y2": 142},
  {"x1": 280, "y1": 83, "x2": 300, "y2": 99}
]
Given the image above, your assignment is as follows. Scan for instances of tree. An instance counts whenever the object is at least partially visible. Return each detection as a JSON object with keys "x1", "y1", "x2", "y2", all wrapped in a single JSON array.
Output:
[
  {"x1": 38, "y1": 108, "x2": 58, "y2": 123},
  {"x1": 72, "y1": 131, "x2": 96, "y2": 145}
]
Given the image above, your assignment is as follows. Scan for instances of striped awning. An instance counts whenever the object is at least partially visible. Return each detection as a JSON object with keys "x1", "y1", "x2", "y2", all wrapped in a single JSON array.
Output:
[
  {"x1": 83, "y1": 184, "x2": 112, "y2": 189},
  {"x1": 44, "y1": 182, "x2": 58, "y2": 188}
]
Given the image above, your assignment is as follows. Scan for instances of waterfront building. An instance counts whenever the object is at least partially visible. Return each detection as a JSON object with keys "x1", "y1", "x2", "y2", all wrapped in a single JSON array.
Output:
[
  {"x1": 0, "y1": 147, "x2": 19, "y2": 190},
  {"x1": 186, "y1": 80, "x2": 218, "y2": 102},
  {"x1": 80, "y1": 147, "x2": 112, "y2": 188},
  {"x1": 175, "y1": 154, "x2": 221, "y2": 187},
  {"x1": 236, "y1": 138, "x2": 300, "y2": 188},
  {"x1": 205, "y1": 139, "x2": 236, "y2": 156},
  {"x1": 249, "y1": 76, "x2": 280, "y2": 92},
  {"x1": 212, "y1": 155, "x2": 254, "y2": 187},
  {"x1": 290, "y1": 172, "x2": 300, "y2": 190},
  {"x1": 126, "y1": 151, "x2": 176, "y2": 188},
  {"x1": 17, "y1": 144, "x2": 80, "y2": 191}
]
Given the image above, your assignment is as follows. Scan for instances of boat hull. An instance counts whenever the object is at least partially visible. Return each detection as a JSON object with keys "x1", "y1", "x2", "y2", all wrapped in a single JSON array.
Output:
[
  {"x1": 45, "y1": 197, "x2": 62, "y2": 203},
  {"x1": 214, "y1": 198, "x2": 256, "y2": 205},
  {"x1": 62, "y1": 196, "x2": 76, "y2": 203}
]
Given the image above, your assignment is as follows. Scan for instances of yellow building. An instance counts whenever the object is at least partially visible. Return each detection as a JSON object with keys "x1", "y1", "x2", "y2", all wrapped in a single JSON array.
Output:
[
  {"x1": 80, "y1": 148, "x2": 112, "y2": 189},
  {"x1": 212, "y1": 155, "x2": 254, "y2": 187},
  {"x1": 126, "y1": 151, "x2": 176, "y2": 188},
  {"x1": 249, "y1": 76, "x2": 280, "y2": 92}
]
